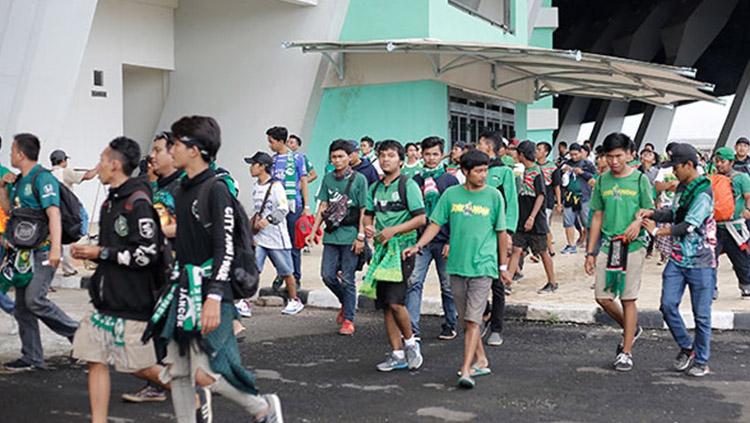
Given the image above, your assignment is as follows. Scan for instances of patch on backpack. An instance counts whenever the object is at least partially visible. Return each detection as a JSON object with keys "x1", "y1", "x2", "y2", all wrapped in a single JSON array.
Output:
[
  {"x1": 115, "y1": 215, "x2": 128, "y2": 237},
  {"x1": 138, "y1": 218, "x2": 156, "y2": 239}
]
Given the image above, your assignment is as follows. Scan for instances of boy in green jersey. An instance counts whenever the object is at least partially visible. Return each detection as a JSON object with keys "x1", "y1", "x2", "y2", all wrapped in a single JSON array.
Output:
[{"x1": 585, "y1": 133, "x2": 654, "y2": 372}]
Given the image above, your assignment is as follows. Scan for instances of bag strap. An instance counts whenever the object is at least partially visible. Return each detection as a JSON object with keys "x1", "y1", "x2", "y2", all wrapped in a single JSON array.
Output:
[
  {"x1": 258, "y1": 179, "x2": 276, "y2": 216},
  {"x1": 342, "y1": 173, "x2": 356, "y2": 198},
  {"x1": 125, "y1": 190, "x2": 152, "y2": 212},
  {"x1": 397, "y1": 174, "x2": 409, "y2": 210},
  {"x1": 26, "y1": 166, "x2": 46, "y2": 206}
]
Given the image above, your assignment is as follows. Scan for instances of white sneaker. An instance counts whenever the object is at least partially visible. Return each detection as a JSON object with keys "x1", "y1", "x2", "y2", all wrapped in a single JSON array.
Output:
[
  {"x1": 281, "y1": 299, "x2": 304, "y2": 315},
  {"x1": 235, "y1": 300, "x2": 253, "y2": 318}
]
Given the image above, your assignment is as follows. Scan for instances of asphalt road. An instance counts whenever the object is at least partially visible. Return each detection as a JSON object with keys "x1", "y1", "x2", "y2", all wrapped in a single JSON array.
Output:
[{"x1": 1, "y1": 307, "x2": 749, "y2": 423}]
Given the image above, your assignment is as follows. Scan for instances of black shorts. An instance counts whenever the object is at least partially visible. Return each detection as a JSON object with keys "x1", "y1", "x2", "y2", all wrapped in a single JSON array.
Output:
[
  {"x1": 512, "y1": 232, "x2": 548, "y2": 256},
  {"x1": 375, "y1": 256, "x2": 415, "y2": 309}
]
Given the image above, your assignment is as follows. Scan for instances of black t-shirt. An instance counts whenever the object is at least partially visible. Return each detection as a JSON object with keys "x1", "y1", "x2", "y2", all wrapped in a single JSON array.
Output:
[{"x1": 517, "y1": 166, "x2": 549, "y2": 235}]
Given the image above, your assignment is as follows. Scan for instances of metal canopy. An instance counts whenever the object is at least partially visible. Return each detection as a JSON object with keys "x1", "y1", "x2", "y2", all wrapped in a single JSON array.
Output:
[{"x1": 283, "y1": 39, "x2": 719, "y2": 107}]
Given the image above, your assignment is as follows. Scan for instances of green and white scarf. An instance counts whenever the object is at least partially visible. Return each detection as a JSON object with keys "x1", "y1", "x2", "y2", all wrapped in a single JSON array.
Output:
[
  {"x1": 420, "y1": 166, "x2": 446, "y2": 217},
  {"x1": 91, "y1": 312, "x2": 126, "y2": 347},
  {"x1": 359, "y1": 232, "x2": 417, "y2": 299}
]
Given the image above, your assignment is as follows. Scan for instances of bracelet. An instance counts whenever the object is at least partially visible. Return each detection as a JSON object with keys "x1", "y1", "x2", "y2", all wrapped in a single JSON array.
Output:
[
  {"x1": 585, "y1": 252, "x2": 597, "y2": 257},
  {"x1": 499, "y1": 265, "x2": 508, "y2": 272},
  {"x1": 651, "y1": 227, "x2": 659, "y2": 237}
]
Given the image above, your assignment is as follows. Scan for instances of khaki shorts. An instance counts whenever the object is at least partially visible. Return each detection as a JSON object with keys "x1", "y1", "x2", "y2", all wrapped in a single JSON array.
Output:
[
  {"x1": 72, "y1": 311, "x2": 156, "y2": 373},
  {"x1": 451, "y1": 275, "x2": 492, "y2": 324},
  {"x1": 594, "y1": 248, "x2": 646, "y2": 301}
]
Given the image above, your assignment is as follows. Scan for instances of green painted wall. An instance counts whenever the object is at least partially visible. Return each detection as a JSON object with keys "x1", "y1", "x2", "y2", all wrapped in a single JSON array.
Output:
[
  {"x1": 428, "y1": 0, "x2": 528, "y2": 45},
  {"x1": 339, "y1": 0, "x2": 429, "y2": 41},
  {"x1": 529, "y1": 27, "x2": 554, "y2": 49}
]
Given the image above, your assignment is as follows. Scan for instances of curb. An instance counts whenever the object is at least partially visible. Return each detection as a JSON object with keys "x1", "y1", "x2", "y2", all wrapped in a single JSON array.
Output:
[{"x1": 301, "y1": 289, "x2": 750, "y2": 331}]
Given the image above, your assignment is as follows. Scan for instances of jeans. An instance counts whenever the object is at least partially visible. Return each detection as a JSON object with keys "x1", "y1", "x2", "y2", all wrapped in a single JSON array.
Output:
[
  {"x1": 715, "y1": 223, "x2": 750, "y2": 290},
  {"x1": 284, "y1": 206, "x2": 303, "y2": 282},
  {"x1": 14, "y1": 249, "x2": 79, "y2": 366},
  {"x1": 405, "y1": 242, "x2": 457, "y2": 336},
  {"x1": 0, "y1": 291, "x2": 14, "y2": 315},
  {"x1": 256, "y1": 246, "x2": 294, "y2": 276},
  {"x1": 660, "y1": 261, "x2": 715, "y2": 365},
  {"x1": 320, "y1": 244, "x2": 359, "y2": 322},
  {"x1": 563, "y1": 200, "x2": 590, "y2": 229}
]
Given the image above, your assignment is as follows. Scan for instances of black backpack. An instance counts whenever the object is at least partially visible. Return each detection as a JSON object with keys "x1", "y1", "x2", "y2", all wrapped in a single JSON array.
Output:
[
  {"x1": 195, "y1": 175, "x2": 259, "y2": 299},
  {"x1": 372, "y1": 174, "x2": 410, "y2": 212},
  {"x1": 30, "y1": 168, "x2": 86, "y2": 244}
]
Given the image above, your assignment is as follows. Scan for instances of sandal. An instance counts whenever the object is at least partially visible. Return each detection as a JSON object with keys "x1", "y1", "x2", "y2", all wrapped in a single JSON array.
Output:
[{"x1": 457, "y1": 375, "x2": 475, "y2": 389}]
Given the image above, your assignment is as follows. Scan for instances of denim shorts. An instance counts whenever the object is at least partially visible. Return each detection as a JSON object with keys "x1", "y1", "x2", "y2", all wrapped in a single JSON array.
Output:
[{"x1": 256, "y1": 246, "x2": 294, "y2": 276}]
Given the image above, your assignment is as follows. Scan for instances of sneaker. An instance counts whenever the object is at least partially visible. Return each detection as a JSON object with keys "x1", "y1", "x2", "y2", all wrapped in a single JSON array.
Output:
[
  {"x1": 336, "y1": 307, "x2": 345, "y2": 325},
  {"x1": 486, "y1": 332, "x2": 504, "y2": 346},
  {"x1": 121, "y1": 384, "x2": 168, "y2": 403},
  {"x1": 673, "y1": 349, "x2": 695, "y2": 372},
  {"x1": 613, "y1": 352, "x2": 633, "y2": 372},
  {"x1": 3, "y1": 358, "x2": 36, "y2": 372},
  {"x1": 195, "y1": 386, "x2": 212, "y2": 423},
  {"x1": 741, "y1": 287, "x2": 750, "y2": 299},
  {"x1": 537, "y1": 282, "x2": 558, "y2": 294},
  {"x1": 338, "y1": 320, "x2": 355, "y2": 336},
  {"x1": 405, "y1": 342, "x2": 424, "y2": 370},
  {"x1": 438, "y1": 326, "x2": 457, "y2": 340},
  {"x1": 376, "y1": 353, "x2": 408, "y2": 372},
  {"x1": 616, "y1": 325, "x2": 644, "y2": 356},
  {"x1": 512, "y1": 272, "x2": 524, "y2": 282},
  {"x1": 561, "y1": 245, "x2": 577, "y2": 255},
  {"x1": 504, "y1": 286, "x2": 512, "y2": 296},
  {"x1": 281, "y1": 298, "x2": 304, "y2": 315},
  {"x1": 256, "y1": 393, "x2": 284, "y2": 423},
  {"x1": 686, "y1": 363, "x2": 710, "y2": 377},
  {"x1": 235, "y1": 299, "x2": 253, "y2": 318}
]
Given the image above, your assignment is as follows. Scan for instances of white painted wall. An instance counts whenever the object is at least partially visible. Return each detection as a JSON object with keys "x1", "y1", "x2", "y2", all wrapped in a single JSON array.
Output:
[
  {"x1": 123, "y1": 65, "x2": 169, "y2": 153},
  {"x1": 157, "y1": 0, "x2": 349, "y2": 203}
]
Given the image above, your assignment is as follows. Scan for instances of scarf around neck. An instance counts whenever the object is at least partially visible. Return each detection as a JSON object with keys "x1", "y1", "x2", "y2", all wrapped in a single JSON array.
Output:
[{"x1": 675, "y1": 175, "x2": 710, "y2": 224}]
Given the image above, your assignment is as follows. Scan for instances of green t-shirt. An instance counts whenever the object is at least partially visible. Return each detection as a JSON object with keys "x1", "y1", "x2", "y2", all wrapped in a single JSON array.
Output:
[
  {"x1": 501, "y1": 155, "x2": 516, "y2": 167},
  {"x1": 303, "y1": 154, "x2": 314, "y2": 173},
  {"x1": 590, "y1": 170, "x2": 654, "y2": 253},
  {"x1": 318, "y1": 171, "x2": 368, "y2": 245},
  {"x1": 731, "y1": 171, "x2": 750, "y2": 221},
  {"x1": 0, "y1": 165, "x2": 10, "y2": 179},
  {"x1": 487, "y1": 165, "x2": 519, "y2": 233},
  {"x1": 431, "y1": 185, "x2": 507, "y2": 279},
  {"x1": 8, "y1": 165, "x2": 61, "y2": 250},
  {"x1": 401, "y1": 161, "x2": 423, "y2": 179},
  {"x1": 365, "y1": 175, "x2": 425, "y2": 235}
]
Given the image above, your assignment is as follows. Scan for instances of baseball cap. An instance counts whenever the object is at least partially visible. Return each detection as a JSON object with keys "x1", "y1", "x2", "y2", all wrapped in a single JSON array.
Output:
[
  {"x1": 348, "y1": 139, "x2": 360, "y2": 152},
  {"x1": 243, "y1": 151, "x2": 273, "y2": 166},
  {"x1": 736, "y1": 137, "x2": 750, "y2": 146},
  {"x1": 714, "y1": 147, "x2": 736, "y2": 161},
  {"x1": 662, "y1": 143, "x2": 699, "y2": 167},
  {"x1": 50, "y1": 149, "x2": 68, "y2": 165},
  {"x1": 569, "y1": 143, "x2": 582, "y2": 152},
  {"x1": 517, "y1": 140, "x2": 537, "y2": 161}
]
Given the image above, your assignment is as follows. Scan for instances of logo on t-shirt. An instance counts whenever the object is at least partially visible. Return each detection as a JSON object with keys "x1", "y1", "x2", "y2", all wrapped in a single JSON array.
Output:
[{"x1": 451, "y1": 202, "x2": 490, "y2": 217}]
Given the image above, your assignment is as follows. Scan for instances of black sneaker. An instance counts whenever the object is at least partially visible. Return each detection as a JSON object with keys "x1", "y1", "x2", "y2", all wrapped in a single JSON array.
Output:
[
  {"x1": 616, "y1": 325, "x2": 644, "y2": 356},
  {"x1": 512, "y1": 272, "x2": 524, "y2": 282},
  {"x1": 195, "y1": 386, "x2": 212, "y2": 423},
  {"x1": 537, "y1": 282, "x2": 558, "y2": 294},
  {"x1": 504, "y1": 286, "x2": 512, "y2": 296},
  {"x1": 438, "y1": 326, "x2": 457, "y2": 341},
  {"x1": 673, "y1": 349, "x2": 695, "y2": 372},
  {"x1": 741, "y1": 288, "x2": 750, "y2": 299},
  {"x1": 3, "y1": 359, "x2": 36, "y2": 372},
  {"x1": 613, "y1": 352, "x2": 633, "y2": 372}
]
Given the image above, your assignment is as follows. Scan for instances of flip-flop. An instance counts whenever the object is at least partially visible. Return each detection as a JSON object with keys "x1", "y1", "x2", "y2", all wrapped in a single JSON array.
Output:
[
  {"x1": 457, "y1": 375, "x2": 475, "y2": 389},
  {"x1": 457, "y1": 365, "x2": 492, "y2": 377}
]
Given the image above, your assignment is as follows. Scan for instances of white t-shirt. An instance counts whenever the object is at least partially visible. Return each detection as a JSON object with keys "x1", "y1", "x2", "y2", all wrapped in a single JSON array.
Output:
[
  {"x1": 51, "y1": 165, "x2": 84, "y2": 191},
  {"x1": 252, "y1": 180, "x2": 292, "y2": 250}
]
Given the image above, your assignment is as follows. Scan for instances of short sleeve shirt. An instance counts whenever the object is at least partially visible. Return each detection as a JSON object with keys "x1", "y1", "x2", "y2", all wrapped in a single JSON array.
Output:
[
  {"x1": 318, "y1": 171, "x2": 368, "y2": 245},
  {"x1": 431, "y1": 185, "x2": 506, "y2": 278},
  {"x1": 517, "y1": 165, "x2": 548, "y2": 234},
  {"x1": 731, "y1": 171, "x2": 750, "y2": 221},
  {"x1": 272, "y1": 152, "x2": 308, "y2": 211},
  {"x1": 10, "y1": 165, "x2": 60, "y2": 210},
  {"x1": 365, "y1": 176, "x2": 425, "y2": 235}
]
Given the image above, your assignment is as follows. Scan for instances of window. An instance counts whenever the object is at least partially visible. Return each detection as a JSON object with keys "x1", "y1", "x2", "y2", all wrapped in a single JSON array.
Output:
[
  {"x1": 448, "y1": 88, "x2": 515, "y2": 145},
  {"x1": 449, "y1": 0, "x2": 511, "y2": 30},
  {"x1": 93, "y1": 70, "x2": 104, "y2": 87}
]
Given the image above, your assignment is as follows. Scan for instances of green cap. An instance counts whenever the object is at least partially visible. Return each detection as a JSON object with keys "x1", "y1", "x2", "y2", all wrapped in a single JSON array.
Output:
[{"x1": 715, "y1": 147, "x2": 736, "y2": 161}]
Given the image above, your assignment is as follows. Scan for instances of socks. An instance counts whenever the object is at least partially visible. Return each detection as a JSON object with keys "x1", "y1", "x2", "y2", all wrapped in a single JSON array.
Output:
[
  {"x1": 393, "y1": 350, "x2": 405, "y2": 360},
  {"x1": 404, "y1": 336, "x2": 417, "y2": 348}
]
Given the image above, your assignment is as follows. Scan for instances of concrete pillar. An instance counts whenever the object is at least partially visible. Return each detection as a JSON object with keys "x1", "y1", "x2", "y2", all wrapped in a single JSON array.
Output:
[
  {"x1": 634, "y1": 106, "x2": 675, "y2": 152},
  {"x1": 590, "y1": 101, "x2": 628, "y2": 145},
  {"x1": 716, "y1": 60, "x2": 750, "y2": 150},
  {"x1": 555, "y1": 97, "x2": 589, "y2": 144}
]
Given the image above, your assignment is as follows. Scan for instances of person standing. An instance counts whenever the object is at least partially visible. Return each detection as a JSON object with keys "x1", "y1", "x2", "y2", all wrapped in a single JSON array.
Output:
[
  {"x1": 69, "y1": 137, "x2": 162, "y2": 423},
  {"x1": 733, "y1": 137, "x2": 750, "y2": 176},
  {"x1": 0, "y1": 133, "x2": 79, "y2": 371},
  {"x1": 712, "y1": 147, "x2": 750, "y2": 298},
  {"x1": 49, "y1": 149, "x2": 98, "y2": 277},
  {"x1": 267, "y1": 126, "x2": 310, "y2": 288},
  {"x1": 306, "y1": 140, "x2": 367, "y2": 335},
  {"x1": 536, "y1": 142, "x2": 562, "y2": 257},
  {"x1": 349, "y1": 141, "x2": 380, "y2": 186},
  {"x1": 406, "y1": 136, "x2": 460, "y2": 341},
  {"x1": 641, "y1": 143, "x2": 717, "y2": 377},
  {"x1": 585, "y1": 133, "x2": 654, "y2": 372},
  {"x1": 476, "y1": 132, "x2": 517, "y2": 346},
  {"x1": 360, "y1": 136, "x2": 382, "y2": 177},
  {"x1": 560, "y1": 143, "x2": 597, "y2": 254},
  {"x1": 288, "y1": 134, "x2": 317, "y2": 183},
  {"x1": 363, "y1": 140, "x2": 426, "y2": 372},
  {"x1": 404, "y1": 149, "x2": 509, "y2": 389},
  {"x1": 508, "y1": 141, "x2": 558, "y2": 294},
  {"x1": 401, "y1": 143, "x2": 423, "y2": 179},
  {"x1": 156, "y1": 116, "x2": 283, "y2": 422}
]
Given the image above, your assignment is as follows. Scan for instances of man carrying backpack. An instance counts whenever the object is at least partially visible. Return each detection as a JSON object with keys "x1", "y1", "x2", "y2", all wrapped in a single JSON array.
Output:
[
  {"x1": 306, "y1": 140, "x2": 367, "y2": 335},
  {"x1": 0, "y1": 133, "x2": 79, "y2": 372},
  {"x1": 69, "y1": 137, "x2": 163, "y2": 423},
  {"x1": 712, "y1": 147, "x2": 750, "y2": 298}
]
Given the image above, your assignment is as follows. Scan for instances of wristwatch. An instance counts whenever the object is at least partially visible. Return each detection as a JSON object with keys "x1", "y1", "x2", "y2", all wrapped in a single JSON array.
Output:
[{"x1": 585, "y1": 251, "x2": 597, "y2": 258}]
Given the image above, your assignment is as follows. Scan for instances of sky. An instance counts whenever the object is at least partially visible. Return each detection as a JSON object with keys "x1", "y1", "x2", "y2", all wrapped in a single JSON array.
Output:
[{"x1": 578, "y1": 95, "x2": 735, "y2": 145}]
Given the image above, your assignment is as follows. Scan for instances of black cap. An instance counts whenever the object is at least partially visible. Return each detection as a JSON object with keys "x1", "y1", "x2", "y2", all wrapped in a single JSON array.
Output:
[
  {"x1": 348, "y1": 139, "x2": 360, "y2": 152},
  {"x1": 569, "y1": 143, "x2": 582, "y2": 152},
  {"x1": 244, "y1": 152, "x2": 273, "y2": 167},
  {"x1": 736, "y1": 137, "x2": 750, "y2": 146},
  {"x1": 662, "y1": 143, "x2": 699, "y2": 167},
  {"x1": 50, "y1": 150, "x2": 68, "y2": 165},
  {"x1": 517, "y1": 140, "x2": 537, "y2": 161}
]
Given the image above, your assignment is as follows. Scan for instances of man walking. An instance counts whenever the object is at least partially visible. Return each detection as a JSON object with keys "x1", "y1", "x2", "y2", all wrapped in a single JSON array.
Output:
[
  {"x1": 288, "y1": 134, "x2": 317, "y2": 183},
  {"x1": 560, "y1": 143, "x2": 597, "y2": 254},
  {"x1": 0, "y1": 133, "x2": 79, "y2": 371},
  {"x1": 585, "y1": 133, "x2": 654, "y2": 372},
  {"x1": 733, "y1": 137, "x2": 750, "y2": 176}
]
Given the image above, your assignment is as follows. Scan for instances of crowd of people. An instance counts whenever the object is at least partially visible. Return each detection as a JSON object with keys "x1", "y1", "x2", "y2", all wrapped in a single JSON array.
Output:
[{"x1": 0, "y1": 117, "x2": 748, "y2": 421}]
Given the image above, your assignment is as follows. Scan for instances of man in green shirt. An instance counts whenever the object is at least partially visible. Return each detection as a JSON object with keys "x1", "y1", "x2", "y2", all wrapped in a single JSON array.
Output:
[
  {"x1": 476, "y1": 131, "x2": 517, "y2": 346},
  {"x1": 401, "y1": 142, "x2": 423, "y2": 179},
  {"x1": 585, "y1": 133, "x2": 654, "y2": 372},
  {"x1": 364, "y1": 140, "x2": 426, "y2": 372},
  {"x1": 307, "y1": 140, "x2": 368, "y2": 335},
  {"x1": 712, "y1": 147, "x2": 750, "y2": 297},
  {"x1": 404, "y1": 149, "x2": 509, "y2": 389},
  {"x1": 0, "y1": 133, "x2": 78, "y2": 371}
]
